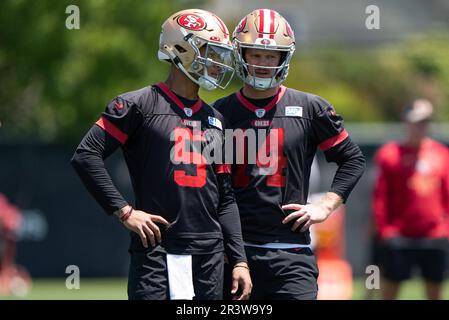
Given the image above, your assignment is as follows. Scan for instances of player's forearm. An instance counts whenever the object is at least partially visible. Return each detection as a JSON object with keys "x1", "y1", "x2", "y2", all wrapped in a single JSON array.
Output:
[
  {"x1": 325, "y1": 137, "x2": 366, "y2": 202},
  {"x1": 316, "y1": 192, "x2": 344, "y2": 218},
  {"x1": 217, "y1": 174, "x2": 247, "y2": 265},
  {"x1": 219, "y1": 202, "x2": 247, "y2": 265}
]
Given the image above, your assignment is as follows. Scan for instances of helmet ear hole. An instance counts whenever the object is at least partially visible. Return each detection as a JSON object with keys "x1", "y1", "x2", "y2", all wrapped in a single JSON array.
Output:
[{"x1": 174, "y1": 45, "x2": 187, "y2": 53}]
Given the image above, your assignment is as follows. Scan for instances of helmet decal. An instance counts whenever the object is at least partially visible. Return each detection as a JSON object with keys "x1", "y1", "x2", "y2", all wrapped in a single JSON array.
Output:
[
  {"x1": 177, "y1": 14, "x2": 206, "y2": 31},
  {"x1": 235, "y1": 17, "x2": 247, "y2": 33},
  {"x1": 257, "y1": 9, "x2": 277, "y2": 39},
  {"x1": 212, "y1": 15, "x2": 229, "y2": 40}
]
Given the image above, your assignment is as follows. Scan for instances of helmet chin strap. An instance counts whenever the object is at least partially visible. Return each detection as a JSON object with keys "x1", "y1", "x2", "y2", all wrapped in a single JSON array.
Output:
[
  {"x1": 245, "y1": 74, "x2": 277, "y2": 90},
  {"x1": 198, "y1": 75, "x2": 218, "y2": 91},
  {"x1": 178, "y1": 61, "x2": 218, "y2": 91}
]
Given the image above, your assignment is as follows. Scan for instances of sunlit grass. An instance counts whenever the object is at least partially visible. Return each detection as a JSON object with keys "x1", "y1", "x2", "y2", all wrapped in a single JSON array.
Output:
[{"x1": 2, "y1": 278, "x2": 449, "y2": 300}]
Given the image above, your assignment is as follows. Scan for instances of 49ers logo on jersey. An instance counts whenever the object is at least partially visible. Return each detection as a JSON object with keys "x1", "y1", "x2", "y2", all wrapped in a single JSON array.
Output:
[{"x1": 177, "y1": 14, "x2": 206, "y2": 30}]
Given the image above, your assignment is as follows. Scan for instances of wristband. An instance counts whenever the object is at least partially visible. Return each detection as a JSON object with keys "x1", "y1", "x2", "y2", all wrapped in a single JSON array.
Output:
[
  {"x1": 120, "y1": 207, "x2": 133, "y2": 222},
  {"x1": 234, "y1": 264, "x2": 250, "y2": 271}
]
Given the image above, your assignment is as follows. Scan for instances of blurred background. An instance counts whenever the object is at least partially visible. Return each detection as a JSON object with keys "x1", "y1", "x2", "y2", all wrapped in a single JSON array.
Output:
[{"x1": 1, "y1": 0, "x2": 449, "y2": 299}]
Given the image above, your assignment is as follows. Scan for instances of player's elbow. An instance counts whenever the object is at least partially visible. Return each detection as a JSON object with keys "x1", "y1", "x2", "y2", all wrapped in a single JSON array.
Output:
[
  {"x1": 344, "y1": 141, "x2": 366, "y2": 174},
  {"x1": 355, "y1": 150, "x2": 367, "y2": 175},
  {"x1": 70, "y1": 149, "x2": 91, "y2": 173},
  {"x1": 70, "y1": 151, "x2": 83, "y2": 172}
]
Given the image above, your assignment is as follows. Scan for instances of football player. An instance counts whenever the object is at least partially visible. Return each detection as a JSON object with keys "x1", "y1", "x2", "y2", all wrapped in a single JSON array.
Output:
[
  {"x1": 71, "y1": 9, "x2": 251, "y2": 300},
  {"x1": 214, "y1": 9, "x2": 365, "y2": 300}
]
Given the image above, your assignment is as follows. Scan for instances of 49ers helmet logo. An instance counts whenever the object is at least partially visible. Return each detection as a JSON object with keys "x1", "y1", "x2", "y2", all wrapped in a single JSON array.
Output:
[{"x1": 177, "y1": 14, "x2": 206, "y2": 30}]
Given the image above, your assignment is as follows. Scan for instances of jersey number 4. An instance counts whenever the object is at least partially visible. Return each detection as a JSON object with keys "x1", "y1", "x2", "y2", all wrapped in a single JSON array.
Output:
[{"x1": 234, "y1": 128, "x2": 287, "y2": 188}]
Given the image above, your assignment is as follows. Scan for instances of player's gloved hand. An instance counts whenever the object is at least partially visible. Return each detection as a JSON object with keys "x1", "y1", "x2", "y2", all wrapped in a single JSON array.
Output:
[
  {"x1": 116, "y1": 205, "x2": 169, "y2": 248},
  {"x1": 231, "y1": 262, "x2": 252, "y2": 300},
  {"x1": 281, "y1": 203, "x2": 332, "y2": 232}
]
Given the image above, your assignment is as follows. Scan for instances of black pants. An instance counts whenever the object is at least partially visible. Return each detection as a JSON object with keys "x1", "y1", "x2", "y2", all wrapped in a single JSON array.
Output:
[
  {"x1": 380, "y1": 237, "x2": 449, "y2": 282},
  {"x1": 224, "y1": 246, "x2": 319, "y2": 300},
  {"x1": 128, "y1": 245, "x2": 224, "y2": 300}
]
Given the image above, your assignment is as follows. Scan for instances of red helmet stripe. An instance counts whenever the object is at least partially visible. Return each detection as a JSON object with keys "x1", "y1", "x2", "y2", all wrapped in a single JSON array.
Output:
[
  {"x1": 258, "y1": 9, "x2": 264, "y2": 38},
  {"x1": 269, "y1": 10, "x2": 275, "y2": 39},
  {"x1": 214, "y1": 15, "x2": 229, "y2": 40}
]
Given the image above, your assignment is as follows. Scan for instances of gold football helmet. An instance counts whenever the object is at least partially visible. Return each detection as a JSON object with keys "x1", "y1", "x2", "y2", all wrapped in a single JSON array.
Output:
[
  {"x1": 233, "y1": 9, "x2": 295, "y2": 90},
  {"x1": 158, "y1": 9, "x2": 234, "y2": 91}
]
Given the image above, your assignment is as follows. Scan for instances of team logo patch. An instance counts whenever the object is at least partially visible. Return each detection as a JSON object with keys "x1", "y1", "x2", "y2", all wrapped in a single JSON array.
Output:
[
  {"x1": 114, "y1": 101, "x2": 124, "y2": 110},
  {"x1": 328, "y1": 107, "x2": 337, "y2": 116},
  {"x1": 255, "y1": 109, "x2": 266, "y2": 118},
  {"x1": 251, "y1": 119, "x2": 271, "y2": 127},
  {"x1": 285, "y1": 106, "x2": 303, "y2": 117},
  {"x1": 261, "y1": 39, "x2": 271, "y2": 45},
  {"x1": 177, "y1": 14, "x2": 206, "y2": 31},
  {"x1": 184, "y1": 107, "x2": 193, "y2": 117},
  {"x1": 208, "y1": 116, "x2": 222, "y2": 130}
]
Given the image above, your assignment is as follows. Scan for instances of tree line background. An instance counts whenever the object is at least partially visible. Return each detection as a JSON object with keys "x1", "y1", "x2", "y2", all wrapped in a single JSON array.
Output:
[{"x1": 1, "y1": 0, "x2": 448, "y2": 144}]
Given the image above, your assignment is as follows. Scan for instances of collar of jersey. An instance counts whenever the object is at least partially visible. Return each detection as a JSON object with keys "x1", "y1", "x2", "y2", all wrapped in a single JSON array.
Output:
[
  {"x1": 156, "y1": 82, "x2": 203, "y2": 115},
  {"x1": 235, "y1": 85, "x2": 287, "y2": 113}
]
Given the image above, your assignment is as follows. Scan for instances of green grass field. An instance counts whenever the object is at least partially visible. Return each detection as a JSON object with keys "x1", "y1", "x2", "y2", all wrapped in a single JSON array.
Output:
[{"x1": 2, "y1": 278, "x2": 449, "y2": 300}]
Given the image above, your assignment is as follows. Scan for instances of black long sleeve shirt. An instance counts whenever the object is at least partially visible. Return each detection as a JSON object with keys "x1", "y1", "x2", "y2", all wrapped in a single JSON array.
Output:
[{"x1": 71, "y1": 83, "x2": 247, "y2": 265}]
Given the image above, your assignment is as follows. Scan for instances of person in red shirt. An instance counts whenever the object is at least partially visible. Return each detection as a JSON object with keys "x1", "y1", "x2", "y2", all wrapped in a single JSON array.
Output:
[
  {"x1": 373, "y1": 99, "x2": 449, "y2": 300},
  {"x1": 0, "y1": 194, "x2": 21, "y2": 272},
  {"x1": 0, "y1": 193, "x2": 24, "y2": 296}
]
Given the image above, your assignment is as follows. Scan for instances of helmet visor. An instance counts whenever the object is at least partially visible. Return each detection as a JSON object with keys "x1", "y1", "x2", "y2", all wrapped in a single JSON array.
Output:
[{"x1": 196, "y1": 42, "x2": 235, "y2": 89}]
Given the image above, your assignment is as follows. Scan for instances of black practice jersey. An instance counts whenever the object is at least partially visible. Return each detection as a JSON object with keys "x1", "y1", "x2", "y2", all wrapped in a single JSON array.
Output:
[
  {"x1": 214, "y1": 86, "x2": 365, "y2": 245},
  {"x1": 72, "y1": 82, "x2": 246, "y2": 261}
]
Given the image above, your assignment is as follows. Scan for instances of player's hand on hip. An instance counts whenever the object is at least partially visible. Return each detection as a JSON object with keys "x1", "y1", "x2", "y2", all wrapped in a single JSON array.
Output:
[
  {"x1": 119, "y1": 206, "x2": 169, "y2": 248},
  {"x1": 231, "y1": 262, "x2": 252, "y2": 300},
  {"x1": 281, "y1": 203, "x2": 331, "y2": 232}
]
